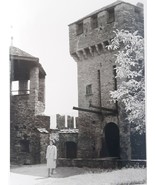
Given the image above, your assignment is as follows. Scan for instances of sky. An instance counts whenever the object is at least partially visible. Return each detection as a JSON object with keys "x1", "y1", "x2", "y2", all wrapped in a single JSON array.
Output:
[{"x1": 9, "y1": 0, "x2": 145, "y2": 117}]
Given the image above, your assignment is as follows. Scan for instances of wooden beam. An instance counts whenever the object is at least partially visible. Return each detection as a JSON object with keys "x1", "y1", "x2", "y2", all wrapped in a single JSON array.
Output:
[
  {"x1": 73, "y1": 106, "x2": 102, "y2": 114},
  {"x1": 73, "y1": 106, "x2": 117, "y2": 116},
  {"x1": 89, "y1": 103, "x2": 118, "y2": 114}
]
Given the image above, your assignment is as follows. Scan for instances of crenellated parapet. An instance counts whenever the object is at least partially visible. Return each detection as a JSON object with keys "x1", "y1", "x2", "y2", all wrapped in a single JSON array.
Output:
[{"x1": 69, "y1": 1, "x2": 144, "y2": 61}]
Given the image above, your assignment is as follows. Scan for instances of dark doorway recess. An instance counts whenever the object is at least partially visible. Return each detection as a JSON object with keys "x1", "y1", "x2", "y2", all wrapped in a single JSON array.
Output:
[
  {"x1": 105, "y1": 122, "x2": 120, "y2": 157},
  {"x1": 66, "y1": 142, "x2": 77, "y2": 158}
]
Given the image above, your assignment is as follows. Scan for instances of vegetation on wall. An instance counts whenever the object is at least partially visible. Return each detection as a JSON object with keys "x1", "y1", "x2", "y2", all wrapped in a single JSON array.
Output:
[{"x1": 108, "y1": 29, "x2": 145, "y2": 133}]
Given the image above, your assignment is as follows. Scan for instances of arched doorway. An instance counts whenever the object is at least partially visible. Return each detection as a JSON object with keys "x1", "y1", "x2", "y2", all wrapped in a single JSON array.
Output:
[
  {"x1": 66, "y1": 141, "x2": 77, "y2": 158},
  {"x1": 105, "y1": 122, "x2": 120, "y2": 157}
]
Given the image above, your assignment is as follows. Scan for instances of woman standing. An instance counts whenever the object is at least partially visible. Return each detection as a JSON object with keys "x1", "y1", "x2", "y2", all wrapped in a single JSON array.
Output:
[{"x1": 46, "y1": 139, "x2": 57, "y2": 177}]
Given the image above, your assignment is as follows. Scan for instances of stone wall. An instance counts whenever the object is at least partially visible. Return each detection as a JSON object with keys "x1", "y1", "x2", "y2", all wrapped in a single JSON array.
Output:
[
  {"x1": 39, "y1": 132, "x2": 49, "y2": 163},
  {"x1": 38, "y1": 77, "x2": 45, "y2": 103},
  {"x1": 56, "y1": 114, "x2": 65, "y2": 129},
  {"x1": 35, "y1": 115, "x2": 50, "y2": 130},
  {"x1": 50, "y1": 114, "x2": 79, "y2": 159},
  {"x1": 10, "y1": 94, "x2": 50, "y2": 165},
  {"x1": 58, "y1": 133, "x2": 78, "y2": 158},
  {"x1": 57, "y1": 158, "x2": 146, "y2": 168},
  {"x1": 11, "y1": 95, "x2": 34, "y2": 164},
  {"x1": 56, "y1": 114, "x2": 76, "y2": 129},
  {"x1": 35, "y1": 101, "x2": 45, "y2": 115}
]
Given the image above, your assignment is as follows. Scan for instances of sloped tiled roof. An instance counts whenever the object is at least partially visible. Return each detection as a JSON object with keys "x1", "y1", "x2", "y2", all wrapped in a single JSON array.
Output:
[
  {"x1": 10, "y1": 46, "x2": 46, "y2": 76},
  {"x1": 10, "y1": 46, "x2": 38, "y2": 59}
]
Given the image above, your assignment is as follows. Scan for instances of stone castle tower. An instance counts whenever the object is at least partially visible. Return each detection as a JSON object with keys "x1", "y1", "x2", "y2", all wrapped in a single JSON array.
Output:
[
  {"x1": 69, "y1": 1, "x2": 145, "y2": 160},
  {"x1": 10, "y1": 46, "x2": 50, "y2": 165}
]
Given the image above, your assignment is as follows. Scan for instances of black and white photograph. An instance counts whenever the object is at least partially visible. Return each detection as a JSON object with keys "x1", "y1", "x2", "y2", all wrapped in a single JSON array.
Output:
[{"x1": 8, "y1": 0, "x2": 148, "y2": 184}]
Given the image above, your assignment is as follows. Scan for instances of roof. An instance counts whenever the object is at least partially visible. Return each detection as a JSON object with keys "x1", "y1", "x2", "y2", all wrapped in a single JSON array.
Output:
[
  {"x1": 10, "y1": 46, "x2": 38, "y2": 60},
  {"x1": 59, "y1": 129, "x2": 79, "y2": 134},
  {"x1": 69, "y1": 0, "x2": 143, "y2": 26},
  {"x1": 10, "y1": 46, "x2": 46, "y2": 77}
]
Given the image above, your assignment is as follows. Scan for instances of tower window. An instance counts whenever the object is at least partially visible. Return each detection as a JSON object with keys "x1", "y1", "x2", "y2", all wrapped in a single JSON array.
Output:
[
  {"x1": 91, "y1": 14, "x2": 98, "y2": 29},
  {"x1": 107, "y1": 8, "x2": 115, "y2": 23},
  {"x1": 86, "y1": 84, "x2": 92, "y2": 95},
  {"x1": 76, "y1": 22, "x2": 83, "y2": 35}
]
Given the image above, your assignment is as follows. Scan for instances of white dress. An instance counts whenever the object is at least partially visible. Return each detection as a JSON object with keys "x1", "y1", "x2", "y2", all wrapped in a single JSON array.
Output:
[{"x1": 46, "y1": 145, "x2": 57, "y2": 168}]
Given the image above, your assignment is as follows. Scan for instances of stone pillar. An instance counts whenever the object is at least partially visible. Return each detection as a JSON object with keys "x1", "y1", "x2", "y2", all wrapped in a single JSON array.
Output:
[
  {"x1": 38, "y1": 77, "x2": 45, "y2": 103},
  {"x1": 83, "y1": 17, "x2": 91, "y2": 34},
  {"x1": 98, "y1": 10, "x2": 108, "y2": 27},
  {"x1": 115, "y1": 3, "x2": 135, "y2": 30},
  {"x1": 74, "y1": 117, "x2": 76, "y2": 128},
  {"x1": 40, "y1": 133, "x2": 49, "y2": 163},
  {"x1": 69, "y1": 24, "x2": 77, "y2": 54},
  {"x1": 19, "y1": 80, "x2": 28, "y2": 95},
  {"x1": 57, "y1": 114, "x2": 65, "y2": 129},
  {"x1": 30, "y1": 66, "x2": 39, "y2": 104},
  {"x1": 68, "y1": 116, "x2": 74, "y2": 129}
]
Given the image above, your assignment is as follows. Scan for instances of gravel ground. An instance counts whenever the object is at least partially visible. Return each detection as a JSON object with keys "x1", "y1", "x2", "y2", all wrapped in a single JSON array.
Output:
[{"x1": 10, "y1": 164, "x2": 146, "y2": 185}]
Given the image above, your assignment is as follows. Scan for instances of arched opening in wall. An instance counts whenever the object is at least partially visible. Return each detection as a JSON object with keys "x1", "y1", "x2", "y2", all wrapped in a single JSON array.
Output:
[
  {"x1": 66, "y1": 141, "x2": 77, "y2": 158},
  {"x1": 105, "y1": 122, "x2": 120, "y2": 157}
]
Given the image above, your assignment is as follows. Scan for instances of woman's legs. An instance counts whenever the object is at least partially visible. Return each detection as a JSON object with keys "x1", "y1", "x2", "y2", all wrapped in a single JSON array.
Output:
[
  {"x1": 51, "y1": 168, "x2": 54, "y2": 175},
  {"x1": 48, "y1": 168, "x2": 55, "y2": 176},
  {"x1": 48, "y1": 168, "x2": 51, "y2": 177}
]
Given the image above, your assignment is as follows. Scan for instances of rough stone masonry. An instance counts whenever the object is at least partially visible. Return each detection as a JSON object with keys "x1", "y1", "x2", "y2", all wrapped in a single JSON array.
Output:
[{"x1": 69, "y1": 0, "x2": 146, "y2": 161}]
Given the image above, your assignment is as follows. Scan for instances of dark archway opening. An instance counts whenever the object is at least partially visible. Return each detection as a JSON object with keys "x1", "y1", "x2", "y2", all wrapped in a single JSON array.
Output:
[
  {"x1": 66, "y1": 142, "x2": 77, "y2": 158},
  {"x1": 105, "y1": 122, "x2": 120, "y2": 157}
]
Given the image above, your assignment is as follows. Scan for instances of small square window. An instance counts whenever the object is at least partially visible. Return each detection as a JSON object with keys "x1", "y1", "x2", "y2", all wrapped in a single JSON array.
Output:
[
  {"x1": 76, "y1": 22, "x2": 83, "y2": 35},
  {"x1": 86, "y1": 84, "x2": 92, "y2": 95}
]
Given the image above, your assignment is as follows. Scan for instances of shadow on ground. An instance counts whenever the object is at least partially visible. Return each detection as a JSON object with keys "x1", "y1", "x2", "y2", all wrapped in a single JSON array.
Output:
[{"x1": 10, "y1": 164, "x2": 102, "y2": 178}]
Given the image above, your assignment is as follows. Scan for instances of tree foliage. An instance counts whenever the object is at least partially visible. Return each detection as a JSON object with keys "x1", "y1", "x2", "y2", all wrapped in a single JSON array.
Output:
[{"x1": 108, "y1": 29, "x2": 145, "y2": 133}]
